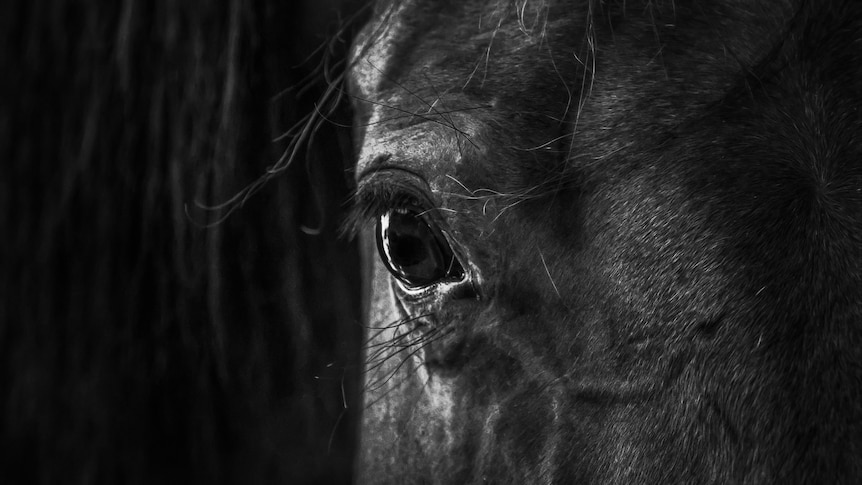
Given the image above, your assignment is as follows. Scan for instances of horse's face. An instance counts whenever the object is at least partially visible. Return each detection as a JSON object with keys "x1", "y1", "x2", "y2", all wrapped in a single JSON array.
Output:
[{"x1": 347, "y1": 0, "x2": 862, "y2": 482}]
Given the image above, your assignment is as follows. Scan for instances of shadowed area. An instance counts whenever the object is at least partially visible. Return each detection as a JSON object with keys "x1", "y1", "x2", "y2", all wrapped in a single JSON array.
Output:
[{"x1": 2, "y1": 1, "x2": 365, "y2": 483}]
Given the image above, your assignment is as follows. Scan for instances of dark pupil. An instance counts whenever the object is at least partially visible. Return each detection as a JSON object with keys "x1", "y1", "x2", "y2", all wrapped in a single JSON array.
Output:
[{"x1": 376, "y1": 209, "x2": 463, "y2": 288}]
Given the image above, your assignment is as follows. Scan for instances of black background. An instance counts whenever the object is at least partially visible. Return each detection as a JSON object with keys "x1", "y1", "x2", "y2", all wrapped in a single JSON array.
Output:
[{"x1": 2, "y1": 0, "x2": 366, "y2": 483}]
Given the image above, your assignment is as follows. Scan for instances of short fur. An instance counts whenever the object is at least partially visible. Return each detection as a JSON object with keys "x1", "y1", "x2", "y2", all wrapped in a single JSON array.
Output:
[{"x1": 350, "y1": 0, "x2": 862, "y2": 483}]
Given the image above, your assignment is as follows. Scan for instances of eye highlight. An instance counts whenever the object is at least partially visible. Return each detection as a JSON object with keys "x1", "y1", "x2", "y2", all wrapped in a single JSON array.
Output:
[{"x1": 376, "y1": 208, "x2": 464, "y2": 289}]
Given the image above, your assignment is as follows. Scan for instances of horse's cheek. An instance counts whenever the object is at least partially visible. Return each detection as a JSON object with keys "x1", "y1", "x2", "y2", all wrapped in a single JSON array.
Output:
[
  {"x1": 357, "y1": 241, "x2": 518, "y2": 482},
  {"x1": 358, "y1": 242, "x2": 453, "y2": 481}
]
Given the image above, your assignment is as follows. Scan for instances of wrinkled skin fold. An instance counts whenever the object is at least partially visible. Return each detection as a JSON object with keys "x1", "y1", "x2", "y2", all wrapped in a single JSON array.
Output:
[{"x1": 347, "y1": 0, "x2": 862, "y2": 483}]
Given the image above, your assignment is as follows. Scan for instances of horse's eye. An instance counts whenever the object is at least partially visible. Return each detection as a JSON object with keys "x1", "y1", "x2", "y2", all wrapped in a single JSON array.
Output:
[{"x1": 376, "y1": 209, "x2": 464, "y2": 289}]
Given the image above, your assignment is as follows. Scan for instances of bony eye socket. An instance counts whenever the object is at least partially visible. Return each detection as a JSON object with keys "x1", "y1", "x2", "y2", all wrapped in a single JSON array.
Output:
[{"x1": 376, "y1": 208, "x2": 464, "y2": 289}]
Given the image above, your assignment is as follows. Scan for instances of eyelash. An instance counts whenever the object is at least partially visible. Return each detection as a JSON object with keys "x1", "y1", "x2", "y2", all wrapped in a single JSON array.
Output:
[{"x1": 345, "y1": 182, "x2": 437, "y2": 236}]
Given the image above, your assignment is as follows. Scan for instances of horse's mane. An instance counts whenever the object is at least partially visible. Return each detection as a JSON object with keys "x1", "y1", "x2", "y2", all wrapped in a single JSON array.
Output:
[{"x1": 2, "y1": 1, "x2": 363, "y2": 483}]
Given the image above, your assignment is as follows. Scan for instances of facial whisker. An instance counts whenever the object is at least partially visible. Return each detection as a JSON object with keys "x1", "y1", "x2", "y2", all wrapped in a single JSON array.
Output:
[
  {"x1": 363, "y1": 327, "x2": 454, "y2": 395},
  {"x1": 363, "y1": 326, "x2": 442, "y2": 377}
]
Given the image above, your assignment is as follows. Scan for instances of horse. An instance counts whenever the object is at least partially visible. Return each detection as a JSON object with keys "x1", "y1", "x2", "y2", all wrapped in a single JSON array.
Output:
[{"x1": 345, "y1": 0, "x2": 861, "y2": 482}]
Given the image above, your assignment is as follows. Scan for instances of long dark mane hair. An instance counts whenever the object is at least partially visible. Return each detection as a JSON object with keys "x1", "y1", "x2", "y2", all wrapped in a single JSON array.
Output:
[{"x1": 2, "y1": 1, "x2": 364, "y2": 483}]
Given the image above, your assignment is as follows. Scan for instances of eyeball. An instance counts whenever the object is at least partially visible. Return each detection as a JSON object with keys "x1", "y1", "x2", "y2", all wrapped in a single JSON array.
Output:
[{"x1": 376, "y1": 208, "x2": 464, "y2": 289}]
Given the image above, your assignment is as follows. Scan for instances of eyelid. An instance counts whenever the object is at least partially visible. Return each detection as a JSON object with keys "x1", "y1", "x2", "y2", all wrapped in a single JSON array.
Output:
[{"x1": 346, "y1": 168, "x2": 443, "y2": 235}]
